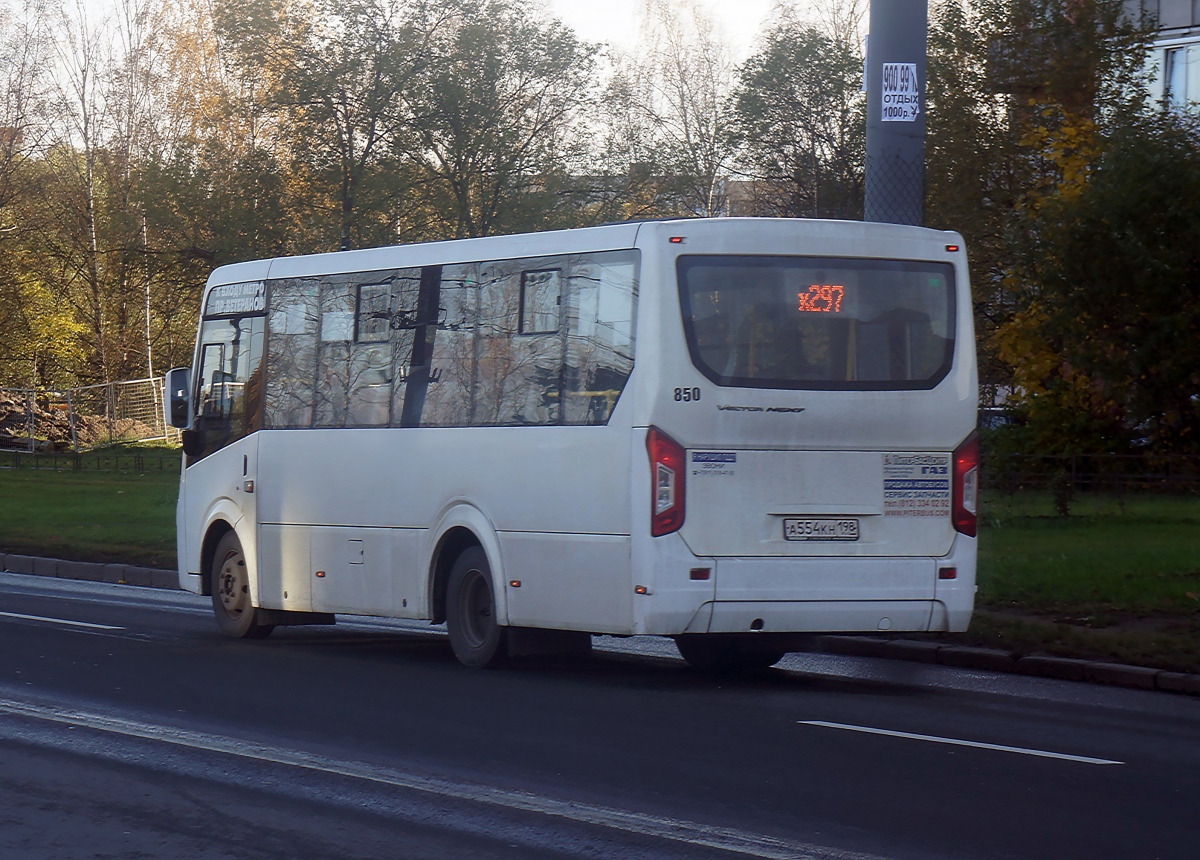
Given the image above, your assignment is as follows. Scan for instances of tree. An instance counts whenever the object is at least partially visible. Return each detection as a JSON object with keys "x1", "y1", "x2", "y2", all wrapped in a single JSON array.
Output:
[
  {"x1": 152, "y1": 0, "x2": 292, "y2": 262},
  {"x1": 0, "y1": 0, "x2": 57, "y2": 385},
  {"x1": 997, "y1": 109, "x2": 1200, "y2": 454},
  {"x1": 979, "y1": 0, "x2": 1164, "y2": 452},
  {"x1": 584, "y1": 0, "x2": 740, "y2": 222},
  {"x1": 41, "y1": 1, "x2": 122, "y2": 384},
  {"x1": 585, "y1": 66, "x2": 684, "y2": 223},
  {"x1": 925, "y1": 0, "x2": 1024, "y2": 396},
  {"x1": 626, "y1": 0, "x2": 738, "y2": 217},
  {"x1": 732, "y1": 13, "x2": 864, "y2": 219},
  {"x1": 394, "y1": 0, "x2": 597, "y2": 238},
  {"x1": 211, "y1": 0, "x2": 426, "y2": 251}
]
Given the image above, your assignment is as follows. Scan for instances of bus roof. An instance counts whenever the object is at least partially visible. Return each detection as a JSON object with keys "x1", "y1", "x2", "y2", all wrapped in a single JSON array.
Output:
[{"x1": 203, "y1": 217, "x2": 965, "y2": 290}]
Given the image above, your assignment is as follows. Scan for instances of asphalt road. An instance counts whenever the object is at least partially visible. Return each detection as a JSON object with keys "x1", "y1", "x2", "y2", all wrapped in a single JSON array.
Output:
[{"x1": 2, "y1": 571, "x2": 1198, "y2": 860}]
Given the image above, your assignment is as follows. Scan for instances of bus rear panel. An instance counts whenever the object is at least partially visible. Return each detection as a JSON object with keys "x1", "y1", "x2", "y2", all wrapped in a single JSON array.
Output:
[{"x1": 629, "y1": 219, "x2": 977, "y2": 639}]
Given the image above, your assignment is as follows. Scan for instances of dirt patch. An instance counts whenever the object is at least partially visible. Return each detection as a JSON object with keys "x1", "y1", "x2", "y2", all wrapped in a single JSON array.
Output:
[{"x1": 0, "y1": 392, "x2": 157, "y2": 450}]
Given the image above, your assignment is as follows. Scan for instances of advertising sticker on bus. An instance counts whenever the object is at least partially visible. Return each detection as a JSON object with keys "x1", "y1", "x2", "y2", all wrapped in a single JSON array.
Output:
[
  {"x1": 883, "y1": 453, "x2": 951, "y2": 517},
  {"x1": 692, "y1": 451, "x2": 736, "y2": 478}
]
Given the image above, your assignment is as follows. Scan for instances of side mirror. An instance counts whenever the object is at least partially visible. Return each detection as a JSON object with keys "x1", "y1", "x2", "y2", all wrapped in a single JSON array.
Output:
[
  {"x1": 166, "y1": 367, "x2": 191, "y2": 429},
  {"x1": 181, "y1": 429, "x2": 205, "y2": 458}
]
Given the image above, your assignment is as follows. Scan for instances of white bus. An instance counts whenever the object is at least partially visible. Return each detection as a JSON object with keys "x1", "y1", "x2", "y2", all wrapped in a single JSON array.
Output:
[{"x1": 166, "y1": 217, "x2": 978, "y2": 669}]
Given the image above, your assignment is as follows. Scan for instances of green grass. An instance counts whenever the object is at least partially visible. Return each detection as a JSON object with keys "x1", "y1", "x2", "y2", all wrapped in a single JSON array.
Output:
[
  {"x1": 961, "y1": 490, "x2": 1200, "y2": 672},
  {"x1": 0, "y1": 467, "x2": 178, "y2": 567},
  {"x1": 977, "y1": 491, "x2": 1200, "y2": 615}
]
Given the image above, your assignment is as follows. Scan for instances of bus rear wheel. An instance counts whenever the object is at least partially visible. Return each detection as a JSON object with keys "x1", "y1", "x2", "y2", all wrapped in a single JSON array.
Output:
[
  {"x1": 211, "y1": 531, "x2": 274, "y2": 639},
  {"x1": 446, "y1": 547, "x2": 507, "y2": 669},
  {"x1": 674, "y1": 635, "x2": 785, "y2": 671}
]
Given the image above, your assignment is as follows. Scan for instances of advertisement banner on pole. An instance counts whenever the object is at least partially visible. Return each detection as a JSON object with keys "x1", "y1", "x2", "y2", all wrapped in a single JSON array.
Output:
[{"x1": 881, "y1": 62, "x2": 920, "y2": 122}]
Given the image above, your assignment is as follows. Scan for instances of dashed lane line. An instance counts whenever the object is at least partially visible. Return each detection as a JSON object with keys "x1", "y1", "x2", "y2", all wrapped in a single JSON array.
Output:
[
  {"x1": 0, "y1": 610, "x2": 122, "y2": 631},
  {"x1": 797, "y1": 720, "x2": 1123, "y2": 765}
]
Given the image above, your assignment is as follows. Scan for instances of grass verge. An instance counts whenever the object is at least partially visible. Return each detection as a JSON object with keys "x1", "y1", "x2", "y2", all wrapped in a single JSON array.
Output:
[
  {"x1": 0, "y1": 465, "x2": 177, "y2": 568},
  {"x1": 978, "y1": 491, "x2": 1200, "y2": 616},
  {"x1": 954, "y1": 490, "x2": 1200, "y2": 672}
]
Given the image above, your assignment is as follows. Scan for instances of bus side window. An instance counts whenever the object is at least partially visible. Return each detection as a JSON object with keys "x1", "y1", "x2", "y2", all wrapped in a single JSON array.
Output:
[
  {"x1": 472, "y1": 259, "x2": 563, "y2": 426},
  {"x1": 265, "y1": 279, "x2": 319, "y2": 428},
  {"x1": 562, "y1": 251, "x2": 637, "y2": 425},
  {"x1": 418, "y1": 263, "x2": 476, "y2": 428}
]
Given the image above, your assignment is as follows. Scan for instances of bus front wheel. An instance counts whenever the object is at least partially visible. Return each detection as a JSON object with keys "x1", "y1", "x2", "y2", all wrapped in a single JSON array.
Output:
[
  {"x1": 211, "y1": 531, "x2": 274, "y2": 639},
  {"x1": 446, "y1": 547, "x2": 507, "y2": 669}
]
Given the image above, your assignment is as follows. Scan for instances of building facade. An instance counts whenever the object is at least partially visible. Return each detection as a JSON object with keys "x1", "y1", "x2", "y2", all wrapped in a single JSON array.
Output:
[{"x1": 1135, "y1": 0, "x2": 1200, "y2": 106}]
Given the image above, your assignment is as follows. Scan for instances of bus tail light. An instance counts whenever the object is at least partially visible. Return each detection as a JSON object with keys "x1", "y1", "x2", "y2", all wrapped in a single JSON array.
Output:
[
  {"x1": 647, "y1": 426, "x2": 686, "y2": 536},
  {"x1": 952, "y1": 433, "x2": 979, "y2": 537}
]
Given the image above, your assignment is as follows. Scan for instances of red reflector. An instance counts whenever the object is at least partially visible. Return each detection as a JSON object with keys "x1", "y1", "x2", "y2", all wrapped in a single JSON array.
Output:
[
  {"x1": 945, "y1": 244, "x2": 960, "y2": 252},
  {"x1": 938, "y1": 567, "x2": 958, "y2": 580},
  {"x1": 669, "y1": 236, "x2": 685, "y2": 244},
  {"x1": 689, "y1": 568, "x2": 711, "y2": 581},
  {"x1": 509, "y1": 580, "x2": 522, "y2": 588},
  {"x1": 635, "y1": 585, "x2": 649, "y2": 595}
]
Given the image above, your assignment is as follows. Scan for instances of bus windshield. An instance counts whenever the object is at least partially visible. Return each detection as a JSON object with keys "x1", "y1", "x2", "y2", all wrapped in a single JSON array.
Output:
[{"x1": 678, "y1": 255, "x2": 955, "y2": 390}]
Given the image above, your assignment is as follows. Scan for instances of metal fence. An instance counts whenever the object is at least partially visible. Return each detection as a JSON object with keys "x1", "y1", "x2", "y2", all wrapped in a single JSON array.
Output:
[
  {"x1": 983, "y1": 453, "x2": 1200, "y2": 495},
  {"x1": 982, "y1": 452, "x2": 1200, "y2": 516},
  {"x1": 0, "y1": 377, "x2": 180, "y2": 453}
]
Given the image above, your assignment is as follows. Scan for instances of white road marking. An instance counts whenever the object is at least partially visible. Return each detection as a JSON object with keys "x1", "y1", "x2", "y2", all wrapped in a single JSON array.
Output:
[
  {"x1": 0, "y1": 610, "x2": 122, "y2": 631},
  {"x1": 797, "y1": 720, "x2": 1123, "y2": 765},
  {"x1": 0, "y1": 696, "x2": 881, "y2": 860}
]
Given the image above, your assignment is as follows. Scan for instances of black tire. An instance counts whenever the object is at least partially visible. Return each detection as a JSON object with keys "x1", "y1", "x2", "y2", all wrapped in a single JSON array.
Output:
[
  {"x1": 446, "y1": 547, "x2": 507, "y2": 668},
  {"x1": 211, "y1": 531, "x2": 274, "y2": 639},
  {"x1": 674, "y1": 635, "x2": 785, "y2": 671}
]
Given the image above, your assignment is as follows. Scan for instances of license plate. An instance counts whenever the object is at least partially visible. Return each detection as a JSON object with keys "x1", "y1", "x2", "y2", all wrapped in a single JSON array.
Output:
[{"x1": 783, "y1": 518, "x2": 859, "y2": 541}]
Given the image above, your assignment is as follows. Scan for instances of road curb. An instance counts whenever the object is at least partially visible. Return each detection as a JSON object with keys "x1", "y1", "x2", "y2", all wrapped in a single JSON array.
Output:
[
  {"x1": 4, "y1": 552, "x2": 1198, "y2": 697},
  {"x1": 1, "y1": 552, "x2": 179, "y2": 591},
  {"x1": 818, "y1": 635, "x2": 1200, "y2": 697}
]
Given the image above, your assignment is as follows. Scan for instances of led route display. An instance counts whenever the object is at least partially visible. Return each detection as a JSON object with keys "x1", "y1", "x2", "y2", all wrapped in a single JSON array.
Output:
[{"x1": 798, "y1": 284, "x2": 845, "y2": 313}]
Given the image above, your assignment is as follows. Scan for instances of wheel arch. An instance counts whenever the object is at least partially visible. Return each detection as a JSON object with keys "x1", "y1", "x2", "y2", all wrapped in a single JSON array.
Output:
[
  {"x1": 426, "y1": 503, "x2": 506, "y2": 626},
  {"x1": 199, "y1": 519, "x2": 236, "y2": 597}
]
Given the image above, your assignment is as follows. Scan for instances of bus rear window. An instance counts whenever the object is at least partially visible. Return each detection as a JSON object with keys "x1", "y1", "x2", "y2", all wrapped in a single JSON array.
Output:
[{"x1": 678, "y1": 255, "x2": 955, "y2": 390}]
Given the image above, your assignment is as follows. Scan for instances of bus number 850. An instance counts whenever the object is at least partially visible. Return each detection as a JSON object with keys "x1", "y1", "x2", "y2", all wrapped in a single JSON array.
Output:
[{"x1": 674, "y1": 387, "x2": 701, "y2": 402}]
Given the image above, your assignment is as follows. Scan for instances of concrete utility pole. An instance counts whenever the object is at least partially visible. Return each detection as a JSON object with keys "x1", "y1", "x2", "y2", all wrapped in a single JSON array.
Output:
[{"x1": 864, "y1": 0, "x2": 928, "y2": 226}]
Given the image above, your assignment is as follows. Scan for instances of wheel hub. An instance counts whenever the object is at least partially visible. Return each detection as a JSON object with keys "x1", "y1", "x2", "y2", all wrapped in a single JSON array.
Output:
[{"x1": 218, "y1": 555, "x2": 247, "y2": 617}]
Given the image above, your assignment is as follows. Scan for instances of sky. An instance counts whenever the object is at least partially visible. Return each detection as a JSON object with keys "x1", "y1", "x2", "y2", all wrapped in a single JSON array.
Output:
[
  {"x1": 72, "y1": 0, "x2": 786, "y2": 63},
  {"x1": 544, "y1": 0, "x2": 778, "y2": 60},
  {"x1": 70, "y1": 0, "x2": 782, "y2": 62}
]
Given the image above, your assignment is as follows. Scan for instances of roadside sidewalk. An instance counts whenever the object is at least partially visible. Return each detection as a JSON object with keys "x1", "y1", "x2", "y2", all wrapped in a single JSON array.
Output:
[{"x1": 5, "y1": 551, "x2": 1199, "y2": 697}]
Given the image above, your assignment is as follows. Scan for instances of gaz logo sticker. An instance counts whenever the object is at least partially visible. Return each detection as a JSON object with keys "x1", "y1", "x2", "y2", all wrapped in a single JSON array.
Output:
[{"x1": 883, "y1": 453, "x2": 950, "y2": 517}]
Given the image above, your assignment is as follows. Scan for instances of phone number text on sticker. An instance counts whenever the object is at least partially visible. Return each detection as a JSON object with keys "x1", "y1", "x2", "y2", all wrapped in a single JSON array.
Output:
[{"x1": 783, "y1": 518, "x2": 859, "y2": 541}]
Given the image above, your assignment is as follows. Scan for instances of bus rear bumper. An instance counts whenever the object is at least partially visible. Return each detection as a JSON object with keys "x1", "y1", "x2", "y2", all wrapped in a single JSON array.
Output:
[
  {"x1": 640, "y1": 536, "x2": 977, "y2": 636},
  {"x1": 702, "y1": 598, "x2": 937, "y2": 634}
]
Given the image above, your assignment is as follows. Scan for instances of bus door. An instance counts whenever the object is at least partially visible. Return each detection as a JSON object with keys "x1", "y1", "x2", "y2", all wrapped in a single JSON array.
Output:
[{"x1": 184, "y1": 311, "x2": 267, "y2": 577}]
